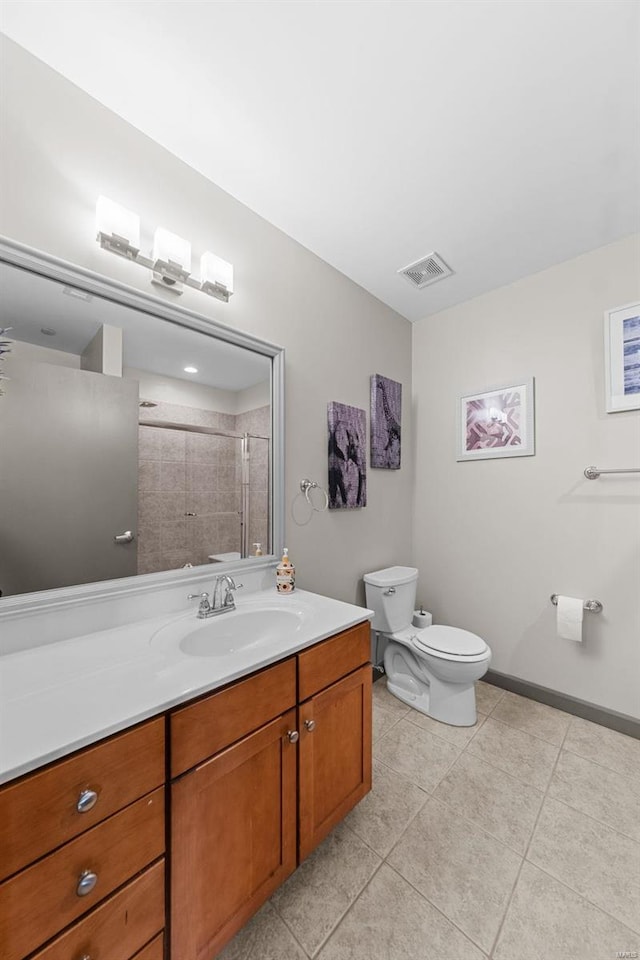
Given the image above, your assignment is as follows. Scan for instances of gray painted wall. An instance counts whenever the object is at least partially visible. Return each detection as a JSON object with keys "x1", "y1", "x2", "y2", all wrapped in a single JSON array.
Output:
[
  {"x1": 0, "y1": 36, "x2": 413, "y2": 606},
  {"x1": 412, "y1": 236, "x2": 640, "y2": 718}
]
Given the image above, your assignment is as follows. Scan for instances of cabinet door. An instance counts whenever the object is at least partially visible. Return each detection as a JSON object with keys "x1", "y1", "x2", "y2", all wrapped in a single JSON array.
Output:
[
  {"x1": 298, "y1": 665, "x2": 372, "y2": 862},
  {"x1": 171, "y1": 709, "x2": 298, "y2": 960}
]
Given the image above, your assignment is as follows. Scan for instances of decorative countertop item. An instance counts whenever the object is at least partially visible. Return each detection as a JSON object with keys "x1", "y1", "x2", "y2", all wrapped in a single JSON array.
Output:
[{"x1": 276, "y1": 548, "x2": 295, "y2": 593}]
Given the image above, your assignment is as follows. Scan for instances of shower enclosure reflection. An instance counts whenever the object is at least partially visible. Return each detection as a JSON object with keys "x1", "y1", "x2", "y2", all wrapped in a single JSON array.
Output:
[
  {"x1": 0, "y1": 249, "x2": 278, "y2": 598},
  {"x1": 137, "y1": 411, "x2": 270, "y2": 575}
]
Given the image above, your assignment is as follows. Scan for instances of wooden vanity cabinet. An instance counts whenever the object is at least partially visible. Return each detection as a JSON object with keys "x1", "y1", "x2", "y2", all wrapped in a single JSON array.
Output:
[
  {"x1": 170, "y1": 621, "x2": 372, "y2": 960},
  {"x1": 297, "y1": 622, "x2": 372, "y2": 861},
  {"x1": 0, "y1": 718, "x2": 166, "y2": 960},
  {"x1": 170, "y1": 657, "x2": 298, "y2": 960},
  {"x1": 0, "y1": 619, "x2": 371, "y2": 960}
]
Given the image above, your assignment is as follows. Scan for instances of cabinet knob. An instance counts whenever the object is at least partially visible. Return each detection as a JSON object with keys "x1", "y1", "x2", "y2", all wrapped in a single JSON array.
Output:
[
  {"x1": 78, "y1": 955, "x2": 93, "y2": 960},
  {"x1": 76, "y1": 788, "x2": 98, "y2": 814},
  {"x1": 287, "y1": 730, "x2": 299, "y2": 743},
  {"x1": 76, "y1": 869, "x2": 98, "y2": 897},
  {"x1": 304, "y1": 719, "x2": 316, "y2": 732}
]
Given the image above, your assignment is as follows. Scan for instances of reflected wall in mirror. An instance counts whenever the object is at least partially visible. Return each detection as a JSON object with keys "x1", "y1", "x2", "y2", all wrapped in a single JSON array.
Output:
[{"x1": 0, "y1": 242, "x2": 283, "y2": 599}]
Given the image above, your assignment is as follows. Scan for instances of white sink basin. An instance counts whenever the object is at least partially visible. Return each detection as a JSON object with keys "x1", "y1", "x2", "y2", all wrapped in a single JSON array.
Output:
[{"x1": 151, "y1": 603, "x2": 304, "y2": 658}]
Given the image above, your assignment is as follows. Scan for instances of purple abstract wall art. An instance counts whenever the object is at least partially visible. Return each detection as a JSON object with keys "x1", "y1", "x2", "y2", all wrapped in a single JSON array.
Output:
[
  {"x1": 327, "y1": 401, "x2": 367, "y2": 509},
  {"x1": 370, "y1": 374, "x2": 401, "y2": 469},
  {"x1": 457, "y1": 379, "x2": 535, "y2": 461}
]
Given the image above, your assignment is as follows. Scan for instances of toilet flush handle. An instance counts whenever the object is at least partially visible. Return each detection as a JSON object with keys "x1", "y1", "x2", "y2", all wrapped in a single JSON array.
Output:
[{"x1": 384, "y1": 587, "x2": 396, "y2": 596}]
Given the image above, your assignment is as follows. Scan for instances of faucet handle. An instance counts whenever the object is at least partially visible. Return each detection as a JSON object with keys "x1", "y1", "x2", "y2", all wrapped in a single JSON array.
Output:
[{"x1": 188, "y1": 592, "x2": 212, "y2": 618}]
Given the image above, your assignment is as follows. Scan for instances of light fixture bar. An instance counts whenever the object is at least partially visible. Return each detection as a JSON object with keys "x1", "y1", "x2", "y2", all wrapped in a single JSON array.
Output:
[{"x1": 95, "y1": 197, "x2": 234, "y2": 301}]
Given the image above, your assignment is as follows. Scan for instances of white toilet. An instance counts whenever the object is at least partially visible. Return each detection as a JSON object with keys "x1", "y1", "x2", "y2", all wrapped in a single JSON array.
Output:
[{"x1": 364, "y1": 566, "x2": 491, "y2": 726}]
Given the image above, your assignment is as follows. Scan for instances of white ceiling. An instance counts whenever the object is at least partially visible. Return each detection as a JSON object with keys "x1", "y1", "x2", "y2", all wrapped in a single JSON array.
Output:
[
  {"x1": 1, "y1": 0, "x2": 639, "y2": 322},
  {"x1": 0, "y1": 263, "x2": 271, "y2": 390}
]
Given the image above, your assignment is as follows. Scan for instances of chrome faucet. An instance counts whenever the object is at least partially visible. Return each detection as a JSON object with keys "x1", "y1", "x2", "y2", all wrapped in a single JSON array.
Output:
[
  {"x1": 212, "y1": 575, "x2": 242, "y2": 613},
  {"x1": 188, "y1": 576, "x2": 242, "y2": 619}
]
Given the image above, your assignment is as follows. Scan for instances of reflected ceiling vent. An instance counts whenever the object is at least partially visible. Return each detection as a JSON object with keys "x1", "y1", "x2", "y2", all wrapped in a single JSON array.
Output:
[{"x1": 398, "y1": 252, "x2": 453, "y2": 289}]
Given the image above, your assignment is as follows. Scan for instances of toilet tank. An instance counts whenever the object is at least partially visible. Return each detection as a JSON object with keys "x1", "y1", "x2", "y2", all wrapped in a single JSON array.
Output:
[{"x1": 363, "y1": 566, "x2": 418, "y2": 633}]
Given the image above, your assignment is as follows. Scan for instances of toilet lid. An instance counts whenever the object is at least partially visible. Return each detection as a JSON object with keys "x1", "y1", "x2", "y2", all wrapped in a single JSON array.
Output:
[{"x1": 413, "y1": 625, "x2": 487, "y2": 657}]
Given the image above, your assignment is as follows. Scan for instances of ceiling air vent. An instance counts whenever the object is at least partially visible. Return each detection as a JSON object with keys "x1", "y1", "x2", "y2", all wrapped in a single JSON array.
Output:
[{"x1": 398, "y1": 252, "x2": 453, "y2": 289}]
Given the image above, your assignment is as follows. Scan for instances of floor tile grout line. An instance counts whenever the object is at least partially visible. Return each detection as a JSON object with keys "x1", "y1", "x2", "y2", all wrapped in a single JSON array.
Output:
[
  {"x1": 401, "y1": 709, "x2": 487, "y2": 750},
  {"x1": 381, "y1": 859, "x2": 492, "y2": 958},
  {"x1": 485, "y1": 703, "x2": 572, "y2": 958},
  {"x1": 516, "y1": 857, "x2": 640, "y2": 941},
  {"x1": 375, "y1": 769, "x2": 526, "y2": 955},
  {"x1": 544, "y1": 791, "x2": 640, "y2": 846},
  {"x1": 306, "y1": 858, "x2": 387, "y2": 959},
  {"x1": 521, "y1": 714, "x2": 640, "y2": 934},
  {"x1": 477, "y1": 711, "x2": 569, "y2": 749},
  {"x1": 457, "y1": 730, "x2": 557, "y2": 794},
  {"x1": 429, "y1": 787, "x2": 541, "y2": 859},
  {"x1": 345, "y1": 787, "x2": 431, "y2": 861},
  {"x1": 560, "y1": 744, "x2": 640, "y2": 786},
  {"x1": 371, "y1": 692, "x2": 640, "y2": 954}
]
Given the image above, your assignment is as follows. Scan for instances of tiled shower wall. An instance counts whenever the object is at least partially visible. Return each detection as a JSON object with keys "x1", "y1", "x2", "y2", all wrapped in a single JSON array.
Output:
[
  {"x1": 237, "y1": 405, "x2": 270, "y2": 556},
  {"x1": 137, "y1": 401, "x2": 270, "y2": 575}
]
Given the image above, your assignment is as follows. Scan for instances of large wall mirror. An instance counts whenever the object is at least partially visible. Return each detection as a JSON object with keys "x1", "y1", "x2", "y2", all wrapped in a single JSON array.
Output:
[{"x1": 0, "y1": 239, "x2": 284, "y2": 602}]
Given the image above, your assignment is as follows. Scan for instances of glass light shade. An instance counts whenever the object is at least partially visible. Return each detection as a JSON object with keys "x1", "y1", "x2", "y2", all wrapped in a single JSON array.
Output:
[
  {"x1": 200, "y1": 252, "x2": 234, "y2": 293},
  {"x1": 96, "y1": 196, "x2": 140, "y2": 247},
  {"x1": 153, "y1": 228, "x2": 191, "y2": 271}
]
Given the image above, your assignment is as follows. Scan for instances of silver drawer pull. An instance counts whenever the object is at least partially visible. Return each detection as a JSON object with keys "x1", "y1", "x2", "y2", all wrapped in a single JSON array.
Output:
[
  {"x1": 78, "y1": 955, "x2": 93, "y2": 960},
  {"x1": 76, "y1": 869, "x2": 98, "y2": 897},
  {"x1": 76, "y1": 789, "x2": 98, "y2": 814},
  {"x1": 304, "y1": 719, "x2": 316, "y2": 732},
  {"x1": 287, "y1": 730, "x2": 299, "y2": 744}
]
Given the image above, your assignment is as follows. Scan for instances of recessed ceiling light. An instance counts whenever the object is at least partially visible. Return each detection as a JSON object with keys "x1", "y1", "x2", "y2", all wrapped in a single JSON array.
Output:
[
  {"x1": 41, "y1": 327, "x2": 57, "y2": 336},
  {"x1": 184, "y1": 366, "x2": 198, "y2": 374}
]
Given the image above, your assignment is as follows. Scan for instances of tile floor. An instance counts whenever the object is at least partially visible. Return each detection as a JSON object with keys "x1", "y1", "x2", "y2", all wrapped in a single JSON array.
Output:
[{"x1": 219, "y1": 680, "x2": 640, "y2": 960}]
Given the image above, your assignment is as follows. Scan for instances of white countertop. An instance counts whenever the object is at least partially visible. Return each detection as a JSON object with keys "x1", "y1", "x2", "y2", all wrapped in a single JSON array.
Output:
[{"x1": 0, "y1": 588, "x2": 373, "y2": 785}]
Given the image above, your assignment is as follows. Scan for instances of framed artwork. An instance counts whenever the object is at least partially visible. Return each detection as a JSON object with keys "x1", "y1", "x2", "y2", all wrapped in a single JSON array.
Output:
[
  {"x1": 604, "y1": 302, "x2": 640, "y2": 413},
  {"x1": 327, "y1": 401, "x2": 367, "y2": 508},
  {"x1": 370, "y1": 374, "x2": 402, "y2": 469},
  {"x1": 457, "y1": 378, "x2": 535, "y2": 461}
]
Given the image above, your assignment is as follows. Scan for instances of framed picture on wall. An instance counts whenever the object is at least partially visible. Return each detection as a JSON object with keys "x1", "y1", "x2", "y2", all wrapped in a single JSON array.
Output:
[
  {"x1": 457, "y1": 378, "x2": 535, "y2": 461},
  {"x1": 604, "y1": 302, "x2": 640, "y2": 413},
  {"x1": 327, "y1": 401, "x2": 367, "y2": 508},
  {"x1": 370, "y1": 374, "x2": 402, "y2": 469}
]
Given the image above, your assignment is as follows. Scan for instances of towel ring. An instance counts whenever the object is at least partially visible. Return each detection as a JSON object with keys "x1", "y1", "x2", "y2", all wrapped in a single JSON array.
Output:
[{"x1": 300, "y1": 478, "x2": 329, "y2": 512}]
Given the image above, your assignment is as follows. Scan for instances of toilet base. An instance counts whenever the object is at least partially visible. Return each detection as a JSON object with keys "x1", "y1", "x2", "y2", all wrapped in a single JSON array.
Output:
[{"x1": 384, "y1": 639, "x2": 486, "y2": 727}]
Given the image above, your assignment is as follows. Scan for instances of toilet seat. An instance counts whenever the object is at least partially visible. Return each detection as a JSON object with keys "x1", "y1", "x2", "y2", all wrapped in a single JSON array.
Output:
[{"x1": 392, "y1": 625, "x2": 489, "y2": 663}]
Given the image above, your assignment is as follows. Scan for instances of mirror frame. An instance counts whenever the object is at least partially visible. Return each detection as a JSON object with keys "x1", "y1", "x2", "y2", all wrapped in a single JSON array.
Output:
[{"x1": 0, "y1": 236, "x2": 285, "y2": 618}]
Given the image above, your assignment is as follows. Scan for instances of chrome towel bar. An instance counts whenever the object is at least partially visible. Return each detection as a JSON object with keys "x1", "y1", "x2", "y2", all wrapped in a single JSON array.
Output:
[
  {"x1": 584, "y1": 466, "x2": 640, "y2": 480},
  {"x1": 550, "y1": 594, "x2": 603, "y2": 614}
]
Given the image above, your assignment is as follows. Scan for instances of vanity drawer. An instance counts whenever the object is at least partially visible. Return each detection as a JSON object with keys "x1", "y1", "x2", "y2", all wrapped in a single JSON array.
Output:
[
  {"x1": 171, "y1": 657, "x2": 296, "y2": 776},
  {"x1": 132, "y1": 933, "x2": 165, "y2": 960},
  {"x1": 30, "y1": 860, "x2": 165, "y2": 960},
  {"x1": 298, "y1": 621, "x2": 370, "y2": 701},
  {"x1": 0, "y1": 717, "x2": 165, "y2": 882},
  {"x1": 0, "y1": 787, "x2": 165, "y2": 960}
]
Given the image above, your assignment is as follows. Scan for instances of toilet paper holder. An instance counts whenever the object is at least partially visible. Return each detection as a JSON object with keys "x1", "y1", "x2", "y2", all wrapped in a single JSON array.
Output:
[{"x1": 550, "y1": 594, "x2": 603, "y2": 614}]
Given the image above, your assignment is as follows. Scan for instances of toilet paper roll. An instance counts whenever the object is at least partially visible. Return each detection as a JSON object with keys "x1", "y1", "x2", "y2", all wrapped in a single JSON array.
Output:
[
  {"x1": 412, "y1": 609, "x2": 433, "y2": 629},
  {"x1": 557, "y1": 595, "x2": 584, "y2": 642}
]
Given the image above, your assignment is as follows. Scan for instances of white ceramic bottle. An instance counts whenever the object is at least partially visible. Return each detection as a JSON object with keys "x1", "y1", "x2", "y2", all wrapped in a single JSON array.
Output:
[{"x1": 276, "y1": 548, "x2": 295, "y2": 593}]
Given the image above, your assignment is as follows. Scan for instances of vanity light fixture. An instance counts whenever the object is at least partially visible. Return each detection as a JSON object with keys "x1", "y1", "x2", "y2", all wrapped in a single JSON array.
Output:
[
  {"x1": 200, "y1": 251, "x2": 234, "y2": 301},
  {"x1": 95, "y1": 197, "x2": 234, "y2": 302},
  {"x1": 183, "y1": 366, "x2": 198, "y2": 374},
  {"x1": 96, "y1": 196, "x2": 141, "y2": 259},
  {"x1": 152, "y1": 227, "x2": 191, "y2": 292}
]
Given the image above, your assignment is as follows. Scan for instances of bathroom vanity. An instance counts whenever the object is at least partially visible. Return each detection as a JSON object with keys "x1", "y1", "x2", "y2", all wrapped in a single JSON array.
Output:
[{"x1": 0, "y1": 598, "x2": 372, "y2": 960}]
